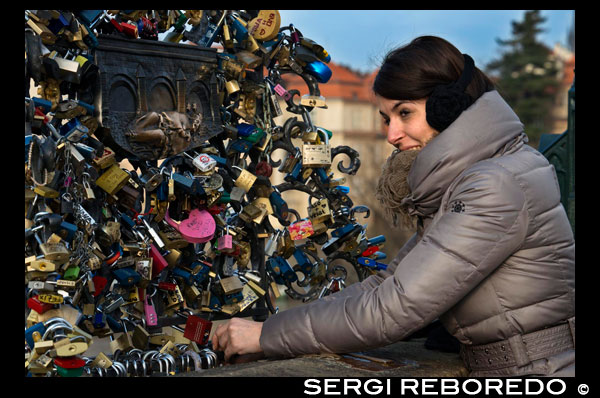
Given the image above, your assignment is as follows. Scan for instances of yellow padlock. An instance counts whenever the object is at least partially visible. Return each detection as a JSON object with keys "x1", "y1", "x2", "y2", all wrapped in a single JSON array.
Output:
[
  {"x1": 95, "y1": 164, "x2": 130, "y2": 195},
  {"x1": 55, "y1": 341, "x2": 88, "y2": 357}
]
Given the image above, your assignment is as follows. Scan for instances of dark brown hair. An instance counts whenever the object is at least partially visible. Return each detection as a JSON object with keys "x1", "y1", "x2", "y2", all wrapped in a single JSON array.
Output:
[{"x1": 373, "y1": 36, "x2": 495, "y2": 102}]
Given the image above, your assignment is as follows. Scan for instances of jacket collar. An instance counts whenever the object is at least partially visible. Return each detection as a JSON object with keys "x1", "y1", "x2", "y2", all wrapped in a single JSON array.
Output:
[{"x1": 401, "y1": 90, "x2": 527, "y2": 218}]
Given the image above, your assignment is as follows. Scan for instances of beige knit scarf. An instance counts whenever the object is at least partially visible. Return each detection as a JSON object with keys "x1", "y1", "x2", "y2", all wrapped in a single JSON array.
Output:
[{"x1": 375, "y1": 148, "x2": 420, "y2": 229}]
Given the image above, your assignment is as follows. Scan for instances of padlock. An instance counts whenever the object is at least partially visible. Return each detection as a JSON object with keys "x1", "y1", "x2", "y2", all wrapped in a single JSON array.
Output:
[
  {"x1": 95, "y1": 164, "x2": 130, "y2": 195},
  {"x1": 300, "y1": 95, "x2": 328, "y2": 109},
  {"x1": 266, "y1": 256, "x2": 297, "y2": 285},
  {"x1": 164, "y1": 207, "x2": 216, "y2": 244},
  {"x1": 288, "y1": 219, "x2": 315, "y2": 241},
  {"x1": 112, "y1": 267, "x2": 141, "y2": 288},
  {"x1": 302, "y1": 128, "x2": 331, "y2": 168},
  {"x1": 220, "y1": 276, "x2": 244, "y2": 295},
  {"x1": 139, "y1": 168, "x2": 164, "y2": 192},
  {"x1": 142, "y1": 288, "x2": 158, "y2": 327},
  {"x1": 183, "y1": 315, "x2": 212, "y2": 346},
  {"x1": 234, "y1": 167, "x2": 257, "y2": 193},
  {"x1": 308, "y1": 198, "x2": 333, "y2": 225},
  {"x1": 191, "y1": 153, "x2": 217, "y2": 172},
  {"x1": 92, "y1": 146, "x2": 116, "y2": 169},
  {"x1": 218, "y1": 226, "x2": 234, "y2": 253},
  {"x1": 247, "y1": 10, "x2": 281, "y2": 41},
  {"x1": 39, "y1": 241, "x2": 70, "y2": 264}
]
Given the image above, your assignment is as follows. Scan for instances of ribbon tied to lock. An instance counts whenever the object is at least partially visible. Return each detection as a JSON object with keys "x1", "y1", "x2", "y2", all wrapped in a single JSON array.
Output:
[{"x1": 164, "y1": 207, "x2": 216, "y2": 243}]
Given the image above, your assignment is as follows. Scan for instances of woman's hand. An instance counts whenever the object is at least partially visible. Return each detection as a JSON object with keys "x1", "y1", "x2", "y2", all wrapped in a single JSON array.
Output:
[{"x1": 212, "y1": 318, "x2": 264, "y2": 361}]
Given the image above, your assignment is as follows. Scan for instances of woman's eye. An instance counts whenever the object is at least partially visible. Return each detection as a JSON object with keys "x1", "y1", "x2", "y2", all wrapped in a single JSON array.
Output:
[{"x1": 399, "y1": 109, "x2": 411, "y2": 118}]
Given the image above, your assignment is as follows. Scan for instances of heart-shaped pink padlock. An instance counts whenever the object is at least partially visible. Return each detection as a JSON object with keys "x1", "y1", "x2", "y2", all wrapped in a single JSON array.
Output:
[{"x1": 165, "y1": 207, "x2": 216, "y2": 244}]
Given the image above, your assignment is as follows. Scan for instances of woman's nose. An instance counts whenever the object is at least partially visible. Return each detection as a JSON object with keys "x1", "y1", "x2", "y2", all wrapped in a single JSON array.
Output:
[{"x1": 386, "y1": 119, "x2": 405, "y2": 146}]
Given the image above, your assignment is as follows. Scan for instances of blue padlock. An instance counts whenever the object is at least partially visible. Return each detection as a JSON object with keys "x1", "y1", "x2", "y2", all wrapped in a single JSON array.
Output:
[
  {"x1": 58, "y1": 221, "x2": 77, "y2": 243},
  {"x1": 284, "y1": 161, "x2": 306, "y2": 183},
  {"x1": 292, "y1": 249, "x2": 313, "y2": 275},
  {"x1": 75, "y1": 10, "x2": 104, "y2": 27},
  {"x1": 332, "y1": 223, "x2": 356, "y2": 238},
  {"x1": 209, "y1": 295, "x2": 222, "y2": 311},
  {"x1": 230, "y1": 17, "x2": 248, "y2": 42},
  {"x1": 269, "y1": 190, "x2": 289, "y2": 220},
  {"x1": 229, "y1": 139, "x2": 252, "y2": 153},
  {"x1": 334, "y1": 186, "x2": 350, "y2": 194},
  {"x1": 267, "y1": 256, "x2": 298, "y2": 285},
  {"x1": 120, "y1": 213, "x2": 136, "y2": 228},
  {"x1": 192, "y1": 263, "x2": 211, "y2": 284},
  {"x1": 173, "y1": 267, "x2": 195, "y2": 285},
  {"x1": 223, "y1": 291, "x2": 244, "y2": 305},
  {"x1": 236, "y1": 123, "x2": 256, "y2": 137},
  {"x1": 112, "y1": 267, "x2": 141, "y2": 288},
  {"x1": 315, "y1": 168, "x2": 330, "y2": 184},
  {"x1": 25, "y1": 322, "x2": 46, "y2": 349},
  {"x1": 357, "y1": 257, "x2": 388, "y2": 271},
  {"x1": 373, "y1": 251, "x2": 387, "y2": 260},
  {"x1": 367, "y1": 235, "x2": 386, "y2": 246},
  {"x1": 156, "y1": 180, "x2": 169, "y2": 201},
  {"x1": 93, "y1": 312, "x2": 106, "y2": 329},
  {"x1": 32, "y1": 97, "x2": 53, "y2": 113},
  {"x1": 106, "y1": 314, "x2": 124, "y2": 333},
  {"x1": 305, "y1": 60, "x2": 332, "y2": 84},
  {"x1": 59, "y1": 118, "x2": 89, "y2": 142}
]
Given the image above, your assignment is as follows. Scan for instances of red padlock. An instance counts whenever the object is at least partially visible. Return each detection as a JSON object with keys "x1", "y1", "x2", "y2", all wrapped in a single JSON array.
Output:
[
  {"x1": 255, "y1": 161, "x2": 273, "y2": 177},
  {"x1": 361, "y1": 245, "x2": 380, "y2": 257},
  {"x1": 91, "y1": 275, "x2": 107, "y2": 297},
  {"x1": 158, "y1": 282, "x2": 177, "y2": 291},
  {"x1": 54, "y1": 356, "x2": 86, "y2": 369},
  {"x1": 149, "y1": 243, "x2": 168, "y2": 278},
  {"x1": 183, "y1": 315, "x2": 213, "y2": 346},
  {"x1": 109, "y1": 18, "x2": 123, "y2": 32},
  {"x1": 120, "y1": 22, "x2": 138, "y2": 38},
  {"x1": 27, "y1": 295, "x2": 53, "y2": 314}
]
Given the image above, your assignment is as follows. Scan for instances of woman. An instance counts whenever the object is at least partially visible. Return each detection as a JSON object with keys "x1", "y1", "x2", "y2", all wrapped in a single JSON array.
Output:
[{"x1": 212, "y1": 36, "x2": 575, "y2": 377}]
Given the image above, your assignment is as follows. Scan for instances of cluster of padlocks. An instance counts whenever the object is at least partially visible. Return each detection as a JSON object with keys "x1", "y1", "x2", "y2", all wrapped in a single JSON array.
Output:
[{"x1": 25, "y1": 10, "x2": 389, "y2": 377}]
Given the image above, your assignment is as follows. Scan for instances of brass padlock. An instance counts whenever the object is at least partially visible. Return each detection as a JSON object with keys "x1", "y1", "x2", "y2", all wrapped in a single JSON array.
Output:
[
  {"x1": 238, "y1": 203, "x2": 262, "y2": 223},
  {"x1": 302, "y1": 129, "x2": 331, "y2": 168},
  {"x1": 225, "y1": 80, "x2": 241, "y2": 95},
  {"x1": 234, "y1": 168, "x2": 257, "y2": 192},
  {"x1": 300, "y1": 95, "x2": 328, "y2": 109},
  {"x1": 90, "y1": 352, "x2": 113, "y2": 369},
  {"x1": 308, "y1": 198, "x2": 333, "y2": 225},
  {"x1": 95, "y1": 164, "x2": 130, "y2": 195},
  {"x1": 39, "y1": 242, "x2": 70, "y2": 264},
  {"x1": 248, "y1": 10, "x2": 281, "y2": 41},
  {"x1": 220, "y1": 276, "x2": 244, "y2": 295}
]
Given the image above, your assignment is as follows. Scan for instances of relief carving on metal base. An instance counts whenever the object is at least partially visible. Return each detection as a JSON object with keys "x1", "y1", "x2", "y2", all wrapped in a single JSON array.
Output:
[{"x1": 94, "y1": 34, "x2": 222, "y2": 161}]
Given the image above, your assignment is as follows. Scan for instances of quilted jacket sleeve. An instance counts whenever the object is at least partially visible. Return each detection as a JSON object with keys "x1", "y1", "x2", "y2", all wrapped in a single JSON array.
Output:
[{"x1": 259, "y1": 163, "x2": 529, "y2": 358}]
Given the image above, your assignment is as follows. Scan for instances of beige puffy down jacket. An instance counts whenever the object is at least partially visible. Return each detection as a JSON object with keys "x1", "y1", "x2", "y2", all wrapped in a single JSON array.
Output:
[{"x1": 259, "y1": 90, "x2": 575, "y2": 376}]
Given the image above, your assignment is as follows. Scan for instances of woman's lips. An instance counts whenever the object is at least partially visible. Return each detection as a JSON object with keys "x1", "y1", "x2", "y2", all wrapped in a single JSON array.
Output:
[{"x1": 400, "y1": 145, "x2": 421, "y2": 151}]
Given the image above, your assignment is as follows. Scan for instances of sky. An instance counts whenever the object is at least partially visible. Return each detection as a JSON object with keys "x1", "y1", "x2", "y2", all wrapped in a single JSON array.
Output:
[{"x1": 277, "y1": 10, "x2": 575, "y2": 74}]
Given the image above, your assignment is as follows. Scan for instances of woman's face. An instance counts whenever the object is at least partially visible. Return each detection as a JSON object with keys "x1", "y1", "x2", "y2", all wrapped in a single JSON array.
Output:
[{"x1": 376, "y1": 96, "x2": 439, "y2": 151}]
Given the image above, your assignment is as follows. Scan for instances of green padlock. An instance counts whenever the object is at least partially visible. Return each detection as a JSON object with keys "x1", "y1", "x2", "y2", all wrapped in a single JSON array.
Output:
[
  {"x1": 63, "y1": 265, "x2": 81, "y2": 281},
  {"x1": 55, "y1": 365, "x2": 83, "y2": 377},
  {"x1": 242, "y1": 127, "x2": 266, "y2": 144}
]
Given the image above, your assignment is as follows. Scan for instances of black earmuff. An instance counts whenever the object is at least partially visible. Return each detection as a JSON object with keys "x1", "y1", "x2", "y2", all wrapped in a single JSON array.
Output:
[{"x1": 425, "y1": 54, "x2": 475, "y2": 132}]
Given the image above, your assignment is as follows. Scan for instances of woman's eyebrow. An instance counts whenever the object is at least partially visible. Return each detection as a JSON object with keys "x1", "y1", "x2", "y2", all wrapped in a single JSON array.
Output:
[{"x1": 392, "y1": 100, "x2": 411, "y2": 111}]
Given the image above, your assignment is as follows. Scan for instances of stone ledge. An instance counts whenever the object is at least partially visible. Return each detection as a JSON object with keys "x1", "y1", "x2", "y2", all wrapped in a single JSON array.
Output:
[{"x1": 174, "y1": 338, "x2": 468, "y2": 377}]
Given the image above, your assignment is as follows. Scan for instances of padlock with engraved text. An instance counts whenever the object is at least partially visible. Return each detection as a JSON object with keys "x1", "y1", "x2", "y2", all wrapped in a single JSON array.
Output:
[
  {"x1": 302, "y1": 128, "x2": 331, "y2": 168},
  {"x1": 164, "y1": 206, "x2": 216, "y2": 244}
]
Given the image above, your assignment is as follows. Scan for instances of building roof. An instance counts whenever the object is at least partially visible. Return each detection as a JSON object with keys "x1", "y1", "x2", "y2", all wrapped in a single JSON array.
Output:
[{"x1": 281, "y1": 62, "x2": 379, "y2": 103}]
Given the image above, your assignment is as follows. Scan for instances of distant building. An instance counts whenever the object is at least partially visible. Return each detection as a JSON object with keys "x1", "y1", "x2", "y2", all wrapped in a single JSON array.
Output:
[{"x1": 550, "y1": 43, "x2": 575, "y2": 134}]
